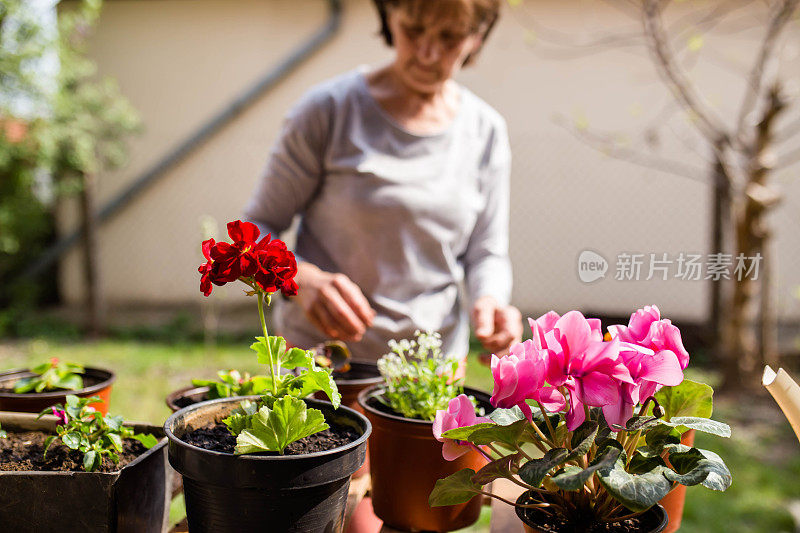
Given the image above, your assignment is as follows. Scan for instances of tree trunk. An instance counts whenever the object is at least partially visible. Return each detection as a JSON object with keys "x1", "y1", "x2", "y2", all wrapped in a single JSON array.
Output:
[
  {"x1": 80, "y1": 171, "x2": 104, "y2": 336},
  {"x1": 709, "y1": 140, "x2": 731, "y2": 363}
]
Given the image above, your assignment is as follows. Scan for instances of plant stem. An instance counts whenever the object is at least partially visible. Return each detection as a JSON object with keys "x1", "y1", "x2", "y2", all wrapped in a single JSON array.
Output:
[
  {"x1": 536, "y1": 401, "x2": 558, "y2": 443},
  {"x1": 257, "y1": 292, "x2": 278, "y2": 395}
]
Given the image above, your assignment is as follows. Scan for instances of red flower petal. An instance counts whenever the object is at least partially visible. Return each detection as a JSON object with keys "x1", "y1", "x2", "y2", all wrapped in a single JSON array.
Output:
[{"x1": 227, "y1": 220, "x2": 260, "y2": 244}]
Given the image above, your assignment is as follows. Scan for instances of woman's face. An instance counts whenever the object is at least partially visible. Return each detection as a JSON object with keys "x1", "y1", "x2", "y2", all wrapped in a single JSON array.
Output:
[{"x1": 386, "y1": 5, "x2": 483, "y2": 94}]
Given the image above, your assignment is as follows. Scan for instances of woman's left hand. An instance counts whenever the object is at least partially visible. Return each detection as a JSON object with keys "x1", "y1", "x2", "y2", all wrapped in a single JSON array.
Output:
[{"x1": 471, "y1": 296, "x2": 523, "y2": 356}]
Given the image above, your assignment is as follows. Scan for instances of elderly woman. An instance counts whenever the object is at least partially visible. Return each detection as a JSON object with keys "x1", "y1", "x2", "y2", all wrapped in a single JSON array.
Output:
[{"x1": 244, "y1": 0, "x2": 521, "y2": 363}]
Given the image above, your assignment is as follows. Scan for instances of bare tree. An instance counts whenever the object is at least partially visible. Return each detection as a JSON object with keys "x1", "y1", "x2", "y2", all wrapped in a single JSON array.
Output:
[{"x1": 520, "y1": 0, "x2": 800, "y2": 390}]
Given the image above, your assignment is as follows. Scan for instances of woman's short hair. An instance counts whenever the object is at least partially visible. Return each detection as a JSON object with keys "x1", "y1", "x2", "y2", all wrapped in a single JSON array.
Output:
[{"x1": 371, "y1": 0, "x2": 501, "y2": 66}]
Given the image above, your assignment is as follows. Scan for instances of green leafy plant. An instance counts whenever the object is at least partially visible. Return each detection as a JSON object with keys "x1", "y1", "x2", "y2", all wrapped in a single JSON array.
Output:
[
  {"x1": 191, "y1": 369, "x2": 272, "y2": 400},
  {"x1": 38, "y1": 395, "x2": 158, "y2": 472},
  {"x1": 198, "y1": 221, "x2": 341, "y2": 455},
  {"x1": 0, "y1": 422, "x2": 6, "y2": 439},
  {"x1": 376, "y1": 330, "x2": 464, "y2": 421},
  {"x1": 429, "y1": 307, "x2": 732, "y2": 528},
  {"x1": 14, "y1": 358, "x2": 84, "y2": 393}
]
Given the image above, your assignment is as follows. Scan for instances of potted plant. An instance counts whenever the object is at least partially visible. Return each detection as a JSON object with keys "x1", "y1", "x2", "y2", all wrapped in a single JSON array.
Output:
[
  {"x1": 429, "y1": 307, "x2": 732, "y2": 533},
  {"x1": 357, "y1": 331, "x2": 490, "y2": 532},
  {"x1": 0, "y1": 358, "x2": 116, "y2": 414},
  {"x1": 165, "y1": 369, "x2": 273, "y2": 412},
  {"x1": 164, "y1": 220, "x2": 371, "y2": 533},
  {"x1": 0, "y1": 395, "x2": 168, "y2": 532}
]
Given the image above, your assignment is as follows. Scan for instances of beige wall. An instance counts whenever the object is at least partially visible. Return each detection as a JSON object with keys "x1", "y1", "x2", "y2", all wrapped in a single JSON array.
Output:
[{"x1": 60, "y1": 0, "x2": 800, "y2": 323}]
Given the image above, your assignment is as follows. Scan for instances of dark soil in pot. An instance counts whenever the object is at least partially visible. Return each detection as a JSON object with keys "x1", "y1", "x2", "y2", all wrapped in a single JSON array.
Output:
[
  {"x1": 0, "y1": 367, "x2": 116, "y2": 414},
  {"x1": 183, "y1": 420, "x2": 360, "y2": 454},
  {"x1": 515, "y1": 492, "x2": 668, "y2": 533},
  {"x1": 0, "y1": 430, "x2": 148, "y2": 472}
]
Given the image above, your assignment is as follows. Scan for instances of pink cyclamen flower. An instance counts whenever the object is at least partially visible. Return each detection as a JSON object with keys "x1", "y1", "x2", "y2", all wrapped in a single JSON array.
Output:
[
  {"x1": 433, "y1": 394, "x2": 490, "y2": 461},
  {"x1": 52, "y1": 407, "x2": 68, "y2": 426},
  {"x1": 540, "y1": 311, "x2": 635, "y2": 430},
  {"x1": 490, "y1": 340, "x2": 566, "y2": 420},
  {"x1": 607, "y1": 305, "x2": 690, "y2": 370},
  {"x1": 602, "y1": 342, "x2": 684, "y2": 428}
]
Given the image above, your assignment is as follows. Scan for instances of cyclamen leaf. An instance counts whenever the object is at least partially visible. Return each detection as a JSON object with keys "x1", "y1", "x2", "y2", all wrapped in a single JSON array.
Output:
[
  {"x1": 442, "y1": 423, "x2": 496, "y2": 441},
  {"x1": 487, "y1": 406, "x2": 527, "y2": 425},
  {"x1": 519, "y1": 448, "x2": 569, "y2": 488},
  {"x1": 655, "y1": 380, "x2": 713, "y2": 421},
  {"x1": 645, "y1": 424, "x2": 682, "y2": 452},
  {"x1": 468, "y1": 419, "x2": 528, "y2": 448},
  {"x1": 567, "y1": 420, "x2": 598, "y2": 461},
  {"x1": 596, "y1": 450, "x2": 673, "y2": 512},
  {"x1": 235, "y1": 396, "x2": 328, "y2": 455},
  {"x1": 665, "y1": 448, "x2": 732, "y2": 491},
  {"x1": 428, "y1": 469, "x2": 482, "y2": 507},
  {"x1": 551, "y1": 445, "x2": 621, "y2": 492},
  {"x1": 471, "y1": 454, "x2": 521, "y2": 486},
  {"x1": 661, "y1": 417, "x2": 731, "y2": 438}
]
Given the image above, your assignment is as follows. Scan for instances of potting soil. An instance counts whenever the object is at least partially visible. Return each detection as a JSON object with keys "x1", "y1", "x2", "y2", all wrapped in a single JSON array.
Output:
[{"x1": 183, "y1": 422, "x2": 360, "y2": 455}]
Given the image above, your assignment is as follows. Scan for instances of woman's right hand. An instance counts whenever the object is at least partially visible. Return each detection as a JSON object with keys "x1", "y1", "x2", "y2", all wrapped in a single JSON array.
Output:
[{"x1": 293, "y1": 262, "x2": 376, "y2": 342}]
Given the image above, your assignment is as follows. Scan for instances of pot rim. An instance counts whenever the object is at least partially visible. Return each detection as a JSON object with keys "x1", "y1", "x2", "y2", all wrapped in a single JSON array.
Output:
[
  {"x1": 332, "y1": 359, "x2": 383, "y2": 386},
  {"x1": 164, "y1": 395, "x2": 371, "y2": 461},
  {"x1": 514, "y1": 491, "x2": 669, "y2": 532},
  {"x1": 356, "y1": 385, "x2": 491, "y2": 426},
  {"x1": 0, "y1": 411, "x2": 167, "y2": 476},
  {"x1": 0, "y1": 367, "x2": 117, "y2": 400}
]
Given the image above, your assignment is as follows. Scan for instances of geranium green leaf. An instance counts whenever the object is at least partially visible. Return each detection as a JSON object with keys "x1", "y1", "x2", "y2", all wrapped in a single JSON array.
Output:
[
  {"x1": 665, "y1": 448, "x2": 732, "y2": 491},
  {"x1": 655, "y1": 380, "x2": 713, "y2": 421},
  {"x1": 63, "y1": 431, "x2": 81, "y2": 449},
  {"x1": 31, "y1": 362, "x2": 51, "y2": 374},
  {"x1": 661, "y1": 417, "x2": 731, "y2": 438},
  {"x1": 282, "y1": 347, "x2": 315, "y2": 370},
  {"x1": 519, "y1": 448, "x2": 569, "y2": 488},
  {"x1": 428, "y1": 469, "x2": 482, "y2": 507},
  {"x1": 552, "y1": 444, "x2": 621, "y2": 492},
  {"x1": 235, "y1": 396, "x2": 328, "y2": 455},
  {"x1": 471, "y1": 454, "x2": 521, "y2": 486},
  {"x1": 596, "y1": 448, "x2": 672, "y2": 512},
  {"x1": 442, "y1": 423, "x2": 496, "y2": 441},
  {"x1": 282, "y1": 369, "x2": 341, "y2": 409},
  {"x1": 130, "y1": 433, "x2": 158, "y2": 449},
  {"x1": 250, "y1": 336, "x2": 287, "y2": 367},
  {"x1": 83, "y1": 450, "x2": 100, "y2": 472}
]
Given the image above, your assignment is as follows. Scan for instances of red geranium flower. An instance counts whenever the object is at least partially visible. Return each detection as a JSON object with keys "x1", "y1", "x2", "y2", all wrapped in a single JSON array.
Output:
[{"x1": 198, "y1": 220, "x2": 298, "y2": 298}]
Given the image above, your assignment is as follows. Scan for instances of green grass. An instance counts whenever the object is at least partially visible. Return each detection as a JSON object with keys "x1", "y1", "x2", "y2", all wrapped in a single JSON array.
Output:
[{"x1": 3, "y1": 337, "x2": 798, "y2": 532}]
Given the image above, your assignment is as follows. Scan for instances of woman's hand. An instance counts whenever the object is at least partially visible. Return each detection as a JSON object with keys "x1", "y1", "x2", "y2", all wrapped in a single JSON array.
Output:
[
  {"x1": 471, "y1": 296, "x2": 523, "y2": 356},
  {"x1": 293, "y1": 262, "x2": 376, "y2": 342}
]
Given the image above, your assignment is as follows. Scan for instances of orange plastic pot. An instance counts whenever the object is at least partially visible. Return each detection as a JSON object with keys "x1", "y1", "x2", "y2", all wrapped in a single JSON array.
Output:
[
  {"x1": 0, "y1": 367, "x2": 115, "y2": 415},
  {"x1": 357, "y1": 385, "x2": 490, "y2": 532},
  {"x1": 315, "y1": 361, "x2": 383, "y2": 479},
  {"x1": 659, "y1": 429, "x2": 696, "y2": 533}
]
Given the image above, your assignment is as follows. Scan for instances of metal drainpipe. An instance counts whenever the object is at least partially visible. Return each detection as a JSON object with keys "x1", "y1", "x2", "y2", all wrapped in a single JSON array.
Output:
[{"x1": 26, "y1": 0, "x2": 342, "y2": 279}]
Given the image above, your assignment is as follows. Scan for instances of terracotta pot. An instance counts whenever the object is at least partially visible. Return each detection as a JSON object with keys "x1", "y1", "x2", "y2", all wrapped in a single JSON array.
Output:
[
  {"x1": 165, "y1": 385, "x2": 211, "y2": 412},
  {"x1": 315, "y1": 360, "x2": 383, "y2": 479},
  {"x1": 357, "y1": 385, "x2": 490, "y2": 532},
  {"x1": 658, "y1": 429, "x2": 696, "y2": 533},
  {"x1": 0, "y1": 367, "x2": 116, "y2": 415},
  {"x1": 165, "y1": 395, "x2": 371, "y2": 533},
  {"x1": 515, "y1": 492, "x2": 668, "y2": 533},
  {"x1": 0, "y1": 410, "x2": 169, "y2": 532}
]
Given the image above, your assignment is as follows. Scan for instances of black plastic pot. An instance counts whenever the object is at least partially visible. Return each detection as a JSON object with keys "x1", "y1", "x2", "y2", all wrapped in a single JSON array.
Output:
[
  {"x1": 515, "y1": 492, "x2": 669, "y2": 533},
  {"x1": 0, "y1": 410, "x2": 170, "y2": 533},
  {"x1": 164, "y1": 396, "x2": 371, "y2": 533},
  {"x1": 165, "y1": 385, "x2": 211, "y2": 412}
]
